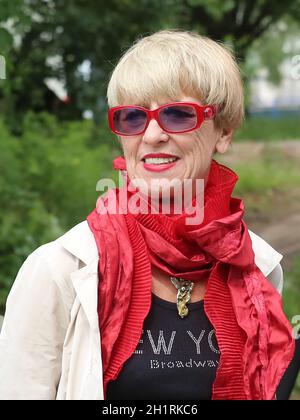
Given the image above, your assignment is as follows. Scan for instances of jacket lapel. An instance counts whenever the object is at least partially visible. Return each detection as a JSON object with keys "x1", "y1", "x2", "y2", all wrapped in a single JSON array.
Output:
[
  {"x1": 58, "y1": 221, "x2": 100, "y2": 330},
  {"x1": 70, "y1": 260, "x2": 100, "y2": 331}
]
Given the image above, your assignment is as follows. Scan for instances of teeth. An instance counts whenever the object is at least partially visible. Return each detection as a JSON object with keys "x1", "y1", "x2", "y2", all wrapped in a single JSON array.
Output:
[{"x1": 144, "y1": 157, "x2": 177, "y2": 164}]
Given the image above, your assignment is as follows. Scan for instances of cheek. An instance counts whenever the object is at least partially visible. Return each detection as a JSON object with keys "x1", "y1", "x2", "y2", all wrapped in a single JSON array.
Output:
[
  {"x1": 120, "y1": 137, "x2": 143, "y2": 180},
  {"x1": 121, "y1": 138, "x2": 139, "y2": 161},
  {"x1": 182, "y1": 132, "x2": 211, "y2": 160},
  {"x1": 192, "y1": 124, "x2": 218, "y2": 156},
  {"x1": 178, "y1": 126, "x2": 218, "y2": 177}
]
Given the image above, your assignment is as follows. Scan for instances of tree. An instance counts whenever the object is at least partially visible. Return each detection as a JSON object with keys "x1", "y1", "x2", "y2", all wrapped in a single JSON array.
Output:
[
  {"x1": 0, "y1": 0, "x2": 299, "y2": 127},
  {"x1": 174, "y1": 0, "x2": 300, "y2": 60},
  {"x1": 0, "y1": 0, "x2": 175, "y2": 129}
]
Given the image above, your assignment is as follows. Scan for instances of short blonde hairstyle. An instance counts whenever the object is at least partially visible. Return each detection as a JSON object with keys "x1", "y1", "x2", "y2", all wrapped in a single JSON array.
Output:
[{"x1": 107, "y1": 29, "x2": 244, "y2": 130}]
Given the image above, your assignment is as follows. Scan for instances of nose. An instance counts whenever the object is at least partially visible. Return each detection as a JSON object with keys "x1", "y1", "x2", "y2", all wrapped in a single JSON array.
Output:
[{"x1": 142, "y1": 118, "x2": 169, "y2": 145}]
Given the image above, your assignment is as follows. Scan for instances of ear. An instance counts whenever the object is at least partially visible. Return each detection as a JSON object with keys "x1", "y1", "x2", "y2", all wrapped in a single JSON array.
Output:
[{"x1": 215, "y1": 128, "x2": 233, "y2": 154}]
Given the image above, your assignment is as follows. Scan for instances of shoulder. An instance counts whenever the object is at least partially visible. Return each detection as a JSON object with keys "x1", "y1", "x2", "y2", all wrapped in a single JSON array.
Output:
[
  {"x1": 38, "y1": 220, "x2": 98, "y2": 267},
  {"x1": 29, "y1": 220, "x2": 97, "y2": 273},
  {"x1": 6, "y1": 221, "x2": 98, "y2": 313},
  {"x1": 248, "y1": 229, "x2": 284, "y2": 295},
  {"x1": 0, "y1": 221, "x2": 98, "y2": 399}
]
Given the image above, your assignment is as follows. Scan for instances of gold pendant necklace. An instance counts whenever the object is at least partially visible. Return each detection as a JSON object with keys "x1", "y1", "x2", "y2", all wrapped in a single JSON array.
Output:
[{"x1": 170, "y1": 276, "x2": 194, "y2": 319}]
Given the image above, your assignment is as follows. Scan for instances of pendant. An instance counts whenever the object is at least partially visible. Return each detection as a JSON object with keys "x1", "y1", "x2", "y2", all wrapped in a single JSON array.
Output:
[{"x1": 170, "y1": 276, "x2": 194, "y2": 318}]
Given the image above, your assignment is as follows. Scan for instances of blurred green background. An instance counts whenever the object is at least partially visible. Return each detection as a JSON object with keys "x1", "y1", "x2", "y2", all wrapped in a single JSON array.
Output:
[{"x1": 0, "y1": 0, "x2": 300, "y2": 399}]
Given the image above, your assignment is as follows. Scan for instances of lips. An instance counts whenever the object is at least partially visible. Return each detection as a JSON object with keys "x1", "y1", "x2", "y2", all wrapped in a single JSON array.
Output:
[
  {"x1": 142, "y1": 153, "x2": 179, "y2": 159},
  {"x1": 142, "y1": 153, "x2": 180, "y2": 166},
  {"x1": 141, "y1": 157, "x2": 179, "y2": 173},
  {"x1": 140, "y1": 153, "x2": 180, "y2": 172}
]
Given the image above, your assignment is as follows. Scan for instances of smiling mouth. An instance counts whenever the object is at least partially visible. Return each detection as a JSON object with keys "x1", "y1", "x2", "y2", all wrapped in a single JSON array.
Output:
[{"x1": 142, "y1": 157, "x2": 180, "y2": 165}]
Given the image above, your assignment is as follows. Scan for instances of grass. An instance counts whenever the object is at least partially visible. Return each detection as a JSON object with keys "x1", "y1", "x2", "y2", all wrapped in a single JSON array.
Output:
[
  {"x1": 235, "y1": 116, "x2": 300, "y2": 141},
  {"x1": 235, "y1": 160, "x2": 300, "y2": 194},
  {"x1": 283, "y1": 256, "x2": 300, "y2": 321},
  {"x1": 217, "y1": 144, "x2": 300, "y2": 210},
  {"x1": 283, "y1": 256, "x2": 300, "y2": 397}
]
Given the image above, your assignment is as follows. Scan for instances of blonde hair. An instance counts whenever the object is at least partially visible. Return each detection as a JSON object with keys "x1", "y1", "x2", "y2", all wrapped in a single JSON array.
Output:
[{"x1": 107, "y1": 29, "x2": 244, "y2": 130}]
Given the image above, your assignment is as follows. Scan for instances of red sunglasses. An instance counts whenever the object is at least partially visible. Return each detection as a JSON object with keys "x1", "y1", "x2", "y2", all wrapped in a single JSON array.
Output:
[{"x1": 108, "y1": 102, "x2": 216, "y2": 136}]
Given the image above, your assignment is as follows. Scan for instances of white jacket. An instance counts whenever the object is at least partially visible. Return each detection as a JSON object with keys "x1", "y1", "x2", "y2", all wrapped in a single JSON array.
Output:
[{"x1": 0, "y1": 221, "x2": 284, "y2": 400}]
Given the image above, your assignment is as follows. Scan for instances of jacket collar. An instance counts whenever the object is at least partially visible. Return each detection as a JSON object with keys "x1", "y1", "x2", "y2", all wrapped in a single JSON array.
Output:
[
  {"x1": 248, "y1": 229, "x2": 283, "y2": 276},
  {"x1": 57, "y1": 221, "x2": 283, "y2": 329},
  {"x1": 58, "y1": 221, "x2": 98, "y2": 265}
]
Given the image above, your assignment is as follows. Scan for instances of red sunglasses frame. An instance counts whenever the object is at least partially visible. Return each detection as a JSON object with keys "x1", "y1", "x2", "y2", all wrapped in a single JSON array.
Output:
[{"x1": 108, "y1": 102, "x2": 216, "y2": 136}]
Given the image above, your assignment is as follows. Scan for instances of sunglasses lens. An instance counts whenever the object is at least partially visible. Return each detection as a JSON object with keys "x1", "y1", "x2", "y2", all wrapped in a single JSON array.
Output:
[
  {"x1": 113, "y1": 108, "x2": 147, "y2": 135},
  {"x1": 159, "y1": 105, "x2": 197, "y2": 132}
]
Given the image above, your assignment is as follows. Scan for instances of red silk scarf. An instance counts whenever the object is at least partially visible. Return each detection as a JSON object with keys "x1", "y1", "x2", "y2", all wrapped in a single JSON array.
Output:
[{"x1": 87, "y1": 157, "x2": 295, "y2": 400}]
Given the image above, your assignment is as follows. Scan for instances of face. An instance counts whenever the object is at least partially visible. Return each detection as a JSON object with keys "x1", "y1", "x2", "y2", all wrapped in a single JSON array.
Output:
[{"x1": 119, "y1": 95, "x2": 232, "y2": 199}]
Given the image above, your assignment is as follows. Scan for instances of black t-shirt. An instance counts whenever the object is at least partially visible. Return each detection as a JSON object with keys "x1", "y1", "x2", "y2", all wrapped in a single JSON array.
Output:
[{"x1": 106, "y1": 293, "x2": 220, "y2": 400}]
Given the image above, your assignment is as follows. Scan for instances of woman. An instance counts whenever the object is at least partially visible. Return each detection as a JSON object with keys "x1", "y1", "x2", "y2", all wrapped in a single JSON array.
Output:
[{"x1": 0, "y1": 29, "x2": 295, "y2": 400}]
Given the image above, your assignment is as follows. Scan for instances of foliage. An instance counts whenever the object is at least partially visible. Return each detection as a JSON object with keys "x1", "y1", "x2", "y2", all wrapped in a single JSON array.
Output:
[
  {"x1": 0, "y1": 0, "x2": 176, "y2": 128},
  {"x1": 244, "y1": 17, "x2": 300, "y2": 86},
  {"x1": 0, "y1": 0, "x2": 299, "y2": 127},
  {"x1": 235, "y1": 116, "x2": 300, "y2": 141},
  {"x1": 283, "y1": 256, "x2": 300, "y2": 323},
  {"x1": 282, "y1": 255, "x2": 300, "y2": 395},
  {"x1": 0, "y1": 112, "x2": 120, "y2": 313},
  {"x1": 216, "y1": 140, "x2": 300, "y2": 219},
  {"x1": 174, "y1": 0, "x2": 300, "y2": 60}
]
